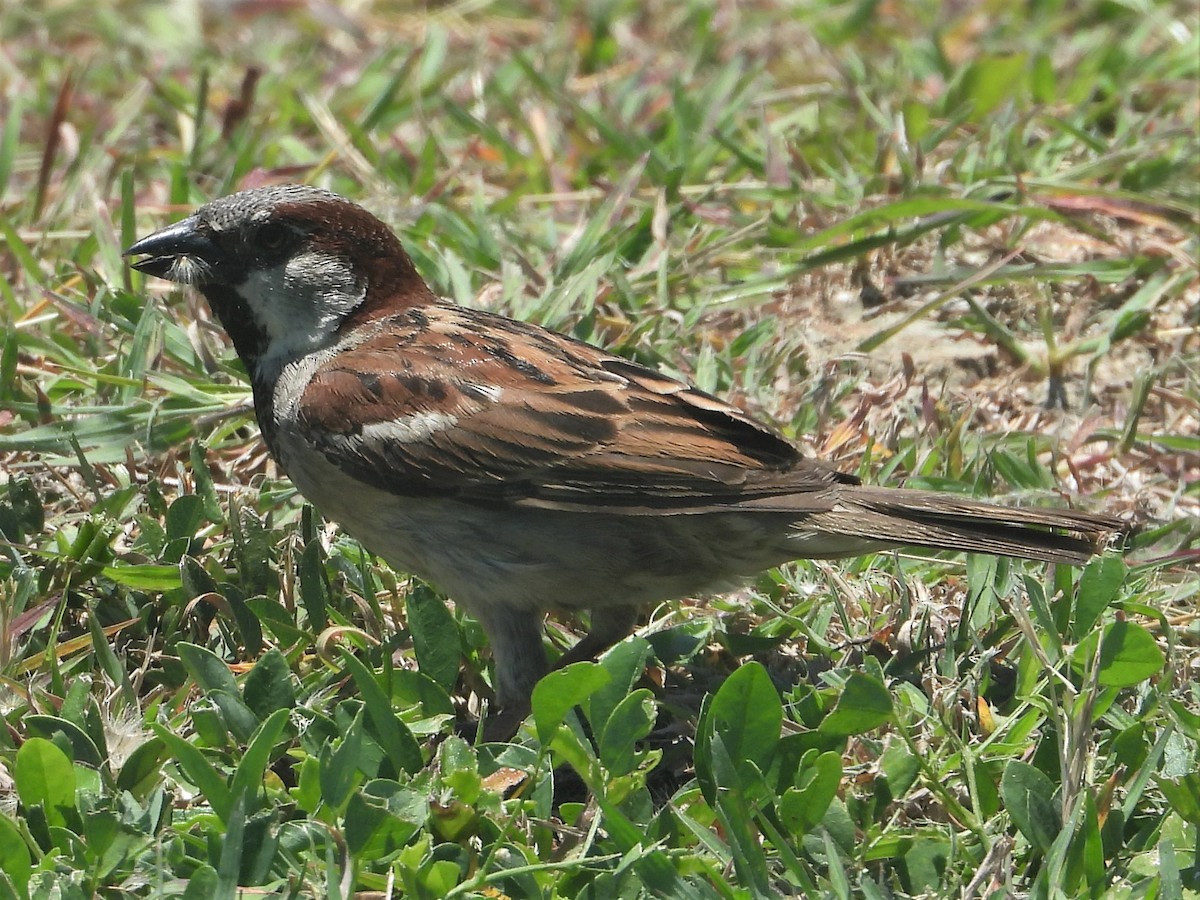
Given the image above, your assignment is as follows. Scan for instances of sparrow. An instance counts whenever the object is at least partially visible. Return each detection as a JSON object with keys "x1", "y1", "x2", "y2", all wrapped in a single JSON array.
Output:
[{"x1": 125, "y1": 184, "x2": 1123, "y2": 719}]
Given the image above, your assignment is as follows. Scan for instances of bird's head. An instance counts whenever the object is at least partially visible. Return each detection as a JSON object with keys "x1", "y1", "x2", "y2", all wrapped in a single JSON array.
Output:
[{"x1": 124, "y1": 185, "x2": 432, "y2": 374}]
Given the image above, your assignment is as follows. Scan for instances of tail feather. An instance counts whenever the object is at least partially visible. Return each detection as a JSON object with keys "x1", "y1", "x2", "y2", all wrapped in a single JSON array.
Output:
[{"x1": 807, "y1": 486, "x2": 1124, "y2": 565}]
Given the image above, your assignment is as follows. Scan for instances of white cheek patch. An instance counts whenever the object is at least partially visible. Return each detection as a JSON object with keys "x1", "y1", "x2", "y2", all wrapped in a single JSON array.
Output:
[
  {"x1": 236, "y1": 251, "x2": 365, "y2": 372},
  {"x1": 361, "y1": 412, "x2": 459, "y2": 444}
]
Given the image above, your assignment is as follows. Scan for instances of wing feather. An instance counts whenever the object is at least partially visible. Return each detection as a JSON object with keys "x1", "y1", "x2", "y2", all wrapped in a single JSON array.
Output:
[{"x1": 294, "y1": 305, "x2": 853, "y2": 511}]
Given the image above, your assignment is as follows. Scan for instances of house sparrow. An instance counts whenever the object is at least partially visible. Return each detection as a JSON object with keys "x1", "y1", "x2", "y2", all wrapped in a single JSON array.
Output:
[{"x1": 125, "y1": 185, "x2": 1122, "y2": 717}]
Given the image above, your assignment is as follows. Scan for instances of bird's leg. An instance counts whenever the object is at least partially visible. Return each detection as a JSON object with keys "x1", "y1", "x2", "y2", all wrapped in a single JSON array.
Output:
[
  {"x1": 554, "y1": 603, "x2": 641, "y2": 670},
  {"x1": 457, "y1": 604, "x2": 548, "y2": 742},
  {"x1": 471, "y1": 603, "x2": 548, "y2": 710},
  {"x1": 473, "y1": 604, "x2": 641, "y2": 742}
]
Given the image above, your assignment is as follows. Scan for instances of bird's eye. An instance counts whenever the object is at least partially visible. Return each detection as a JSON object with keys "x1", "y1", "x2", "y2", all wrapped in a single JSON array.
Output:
[{"x1": 257, "y1": 222, "x2": 290, "y2": 250}]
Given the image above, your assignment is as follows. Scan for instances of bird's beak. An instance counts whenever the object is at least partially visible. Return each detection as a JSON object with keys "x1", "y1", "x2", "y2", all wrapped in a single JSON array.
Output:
[{"x1": 123, "y1": 215, "x2": 215, "y2": 282}]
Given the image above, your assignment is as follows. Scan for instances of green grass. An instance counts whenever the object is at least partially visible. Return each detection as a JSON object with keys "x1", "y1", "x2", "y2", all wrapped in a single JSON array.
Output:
[{"x1": 1, "y1": 0, "x2": 1198, "y2": 896}]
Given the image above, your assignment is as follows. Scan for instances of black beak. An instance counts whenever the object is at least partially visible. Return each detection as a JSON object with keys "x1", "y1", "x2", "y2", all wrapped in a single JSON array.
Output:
[{"x1": 123, "y1": 215, "x2": 216, "y2": 281}]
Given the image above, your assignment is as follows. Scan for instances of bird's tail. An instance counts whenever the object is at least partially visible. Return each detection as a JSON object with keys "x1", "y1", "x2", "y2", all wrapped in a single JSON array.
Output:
[{"x1": 805, "y1": 486, "x2": 1125, "y2": 565}]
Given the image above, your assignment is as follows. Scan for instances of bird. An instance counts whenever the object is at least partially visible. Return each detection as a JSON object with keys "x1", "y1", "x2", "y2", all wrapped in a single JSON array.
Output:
[{"x1": 125, "y1": 184, "x2": 1123, "y2": 724}]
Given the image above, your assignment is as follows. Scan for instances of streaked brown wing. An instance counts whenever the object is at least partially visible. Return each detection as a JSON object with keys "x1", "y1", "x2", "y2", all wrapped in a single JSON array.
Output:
[{"x1": 295, "y1": 305, "x2": 856, "y2": 512}]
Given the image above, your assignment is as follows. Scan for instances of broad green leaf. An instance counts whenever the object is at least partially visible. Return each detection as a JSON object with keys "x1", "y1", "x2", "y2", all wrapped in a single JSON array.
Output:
[
  {"x1": 1001, "y1": 761, "x2": 1061, "y2": 853},
  {"x1": 100, "y1": 563, "x2": 183, "y2": 590},
  {"x1": 231, "y1": 505, "x2": 276, "y2": 598},
  {"x1": 439, "y1": 737, "x2": 481, "y2": 807},
  {"x1": 320, "y1": 708, "x2": 367, "y2": 812},
  {"x1": 1022, "y1": 574, "x2": 1064, "y2": 659},
  {"x1": 243, "y1": 817, "x2": 282, "y2": 888},
  {"x1": 1111, "y1": 722, "x2": 1149, "y2": 773},
  {"x1": 14, "y1": 738, "x2": 76, "y2": 828},
  {"x1": 0, "y1": 814, "x2": 31, "y2": 893},
  {"x1": 959, "y1": 53, "x2": 1029, "y2": 120},
  {"x1": 211, "y1": 692, "x2": 262, "y2": 743},
  {"x1": 532, "y1": 663, "x2": 611, "y2": 744},
  {"x1": 1169, "y1": 699, "x2": 1200, "y2": 741},
  {"x1": 1031, "y1": 53, "x2": 1056, "y2": 103},
  {"x1": 1072, "y1": 556, "x2": 1126, "y2": 639},
  {"x1": 228, "y1": 708, "x2": 290, "y2": 816},
  {"x1": 780, "y1": 751, "x2": 842, "y2": 837},
  {"x1": 1072, "y1": 621, "x2": 1164, "y2": 687},
  {"x1": 189, "y1": 440, "x2": 224, "y2": 521},
  {"x1": 345, "y1": 781, "x2": 427, "y2": 858},
  {"x1": 818, "y1": 672, "x2": 893, "y2": 736},
  {"x1": 598, "y1": 689, "x2": 656, "y2": 776},
  {"x1": 82, "y1": 809, "x2": 120, "y2": 867},
  {"x1": 180, "y1": 554, "x2": 221, "y2": 598},
  {"x1": 215, "y1": 793, "x2": 246, "y2": 898},
  {"x1": 189, "y1": 697, "x2": 233, "y2": 748},
  {"x1": 243, "y1": 648, "x2": 296, "y2": 720},
  {"x1": 1063, "y1": 790, "x2": 1105, "y2": 895},
  {"x1": 339, "y1": 649, "x2": 423, "y2": 776},
  {"x1": 1157, "y1": 773, "x2": 1200, "y2": 826},
  {"x1": 116, "y1": 738, "x2": 168, "y2": 797},
  {"x1": 392, "y1": 669, "x2": 455, "y2": 719},
  {"x1": 547, "y1": 717, "x2": 601, "y2": 779},
  {"x1": 178, "y1": 642, "x2": 240, "y2": 697},
  {"x1": 153, "y1": 723, "x2": 233, "y2": 821},
  {"x1": 708, "y1": 662, "x2": 782, "y2": 776},
  {"x1": 292, "y1": 756, "x2": 321, "y2": 815},
  {"x1": 181, "y1": 865, "x2": 220, "y2": 900},
  {"x1": 298, "y1": 539, "x2": 330, "y2": 631},
  {"x1": 824, "y1": 828, "x2": 851, "y2": 897},
  {"x1": 224, "y1": 589, "x2": 264, "y2": 657},
  {"x1": 710, "y1": 734, "x2": 773, "y2": 896},
  {"x1": 23, "y1": 716, "x2": 103, "y2": 768},
  {"x1": 423, "y1": 860, "x2": 465, "y2": 897},
  {"x1": 89, "y1": 609, "x2": 136, "y2": 706},
  {"x1": 47, "y1": 824, "x2": 88, "y2": 868},
  {"x1": 247, "y1": 597, "x2": 310, "y2": 647},
  {"x1": 1155, "y1": 836, "x2": 1184, "y2": 900},
  {"x1": 586, "y1": 636, "x2": 651, "y2": 733},
  {"x1": 877, "y1": 740, "x2": 920, "y2": 802},
  {"x1": 900, "y1": 835, "x2": 953, "y2": 894},
  {"x1": 165, "y1": 494, "x2": 204, "y2": 542},
  {"x1": 696, "y1": 662, "x2": 781, "y2": 807},
  {"x1": 406, "y1": 585, "x2": 460, "y2": 692}
]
